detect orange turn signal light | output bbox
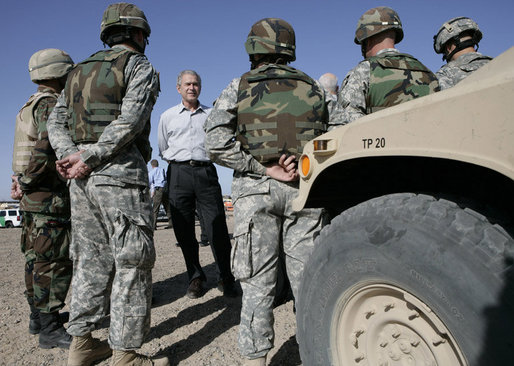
[300,155,310,177]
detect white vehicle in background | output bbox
[0,209,22,228]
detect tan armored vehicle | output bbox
[294,47,514,365]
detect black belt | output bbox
[170,160,211,167]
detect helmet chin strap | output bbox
[103,27,148,53]
[443,36,479,62]
[132,37,148,53]
[361,41,367,58]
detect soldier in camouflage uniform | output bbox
[433,17,492,90]
[204,18,329,366]
[338,6,439,124]
[11,48,74,349]
[47,3,169,366]
[319,72,339,115]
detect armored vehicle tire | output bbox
[297,193,514,366]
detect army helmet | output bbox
[354,6,404,45]
[28,48,74,83]
[433,17,482,54]
[100,2,151,44]
[245,18,296,61]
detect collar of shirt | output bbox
[376,48,400,56]
[179,101,207,115]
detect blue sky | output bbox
[1,0,513,200]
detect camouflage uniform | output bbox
[48,44,159,350]
[324,93,338,119]
[205,67,328,358]
[337,7,439,125]
[433,17,491,90]
[205,20,332,360]
[436,52,492,90]
[18,86,72,313]
[338,48,440,123]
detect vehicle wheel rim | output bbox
[331,283,467,366]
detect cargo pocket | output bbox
[231,219,254,280]
[112,209,154,348]
[113,209,155,270]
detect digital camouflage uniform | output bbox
[205,62,329,358]
[433,17,491,90]
[338,48,440,124]
[48,44,159,350]
[17,86,72,314]
[436,52,492,90]
[325,92,338,117]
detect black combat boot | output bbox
[27,298,41,335]
[38,311,72,349]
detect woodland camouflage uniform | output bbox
[13,47,74,350]
[205,18,330,362]
[338,7,439,124]
[18,86,72,315]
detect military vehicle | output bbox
[293,47,514,365]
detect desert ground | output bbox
[0,213,301,365]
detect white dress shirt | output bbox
[158,101,211,162]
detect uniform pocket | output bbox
[231,219,254,280]
[113,209,155,270]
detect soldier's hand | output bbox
[278,154,298,174]
[10,175,23,200]
[265,155,299,182]
[56,150,92,179]
[68,160,92,179]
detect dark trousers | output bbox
[167,162,234,284]
[152,186,172,228]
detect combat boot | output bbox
[244,356,266,366]
[111,350,170,366]
[38,311,72,349]
[27,298,41,334]
[67,334,112,366]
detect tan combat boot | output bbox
[244,356,266,366]
[67,333,112,366]
[111,350,170,366]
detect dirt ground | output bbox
[0,213,301,366]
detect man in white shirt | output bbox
[158,70,237,299]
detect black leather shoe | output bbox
[198,241,210,247]
[186,278,204,299]
[218,280,240,298]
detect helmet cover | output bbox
[28,48,74,83]
[354,6,403,45]
[245,18,296,61]
[433,17,482,54]
[100,2,151,43]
